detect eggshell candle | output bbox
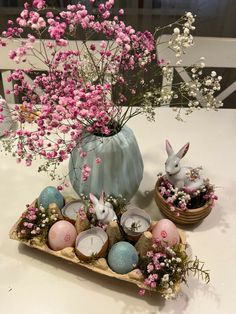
[48,220,77,251]
[120,207,151,240]
[61,200,85,223]
[75,227,108,261]
[152,219,180,247]
[108,241,139,274]
[38,186,64,210]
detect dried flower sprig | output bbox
[138,239,210,299]
[158,175,218,214]
[0,1,223,182]
[17,203,59,242]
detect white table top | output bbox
[0,108,236,314]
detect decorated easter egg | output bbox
[152,219,180,247]
[38,186,64,210]
[108,241,139,274]
[48,220,77,251]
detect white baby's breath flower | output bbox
[205,79,212,86]
[162,274,170,282]
[211,71,217,77]
[174,27,180,34]
[186,12,193,18]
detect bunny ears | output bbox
[89,191,105,205]
[166,140,190,159]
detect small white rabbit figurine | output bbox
[89,192,117,224]
[165,140,204,192]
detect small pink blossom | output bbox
[95,157,102,164]
[33,0,45,10]
[147,263,154,273]
[80,151,87,158]
[138,289,145,296]
[78,207,87,220]
[82,164,91,181]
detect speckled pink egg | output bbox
[152,219,180,247]
[48,220,77,251]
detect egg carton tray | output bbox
[9,197,186,292]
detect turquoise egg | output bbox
[37,186,64,210]
[108,241,139,274]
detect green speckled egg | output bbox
[108,241,139,274]
[37,186,64,210]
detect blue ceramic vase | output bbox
[69,125,143,201]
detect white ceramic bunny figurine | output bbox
[165,140,204,192]
[89,192,117,224]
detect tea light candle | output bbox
[75,227,108,261]
[61,200,85,222]
[121,207,151,240]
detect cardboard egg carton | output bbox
[9,196,186,292]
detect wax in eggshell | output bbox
[37,186,64,210]
[48,221,77,251]
[152,219,179,247]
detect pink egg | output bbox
[152,219,180,247]
[48,220,77,251]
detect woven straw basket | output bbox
[154,178,213,225]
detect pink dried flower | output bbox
[139,289,145,296]
[88,206,94,214]
[82,165,91,181]
[95,157,102,164]
[78,207,87,220]
[33,0,45,10]
[1,1,221,186]
[80,151,87,158]
[147,263,154,273]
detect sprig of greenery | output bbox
[185,256,210,284]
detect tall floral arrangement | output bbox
[0,0,222,183]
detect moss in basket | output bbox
[17,203,60,243]
[138,238,210,299]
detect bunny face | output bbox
[165,155,181,176]
[89,192,116,224]
[95,202,110,221]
